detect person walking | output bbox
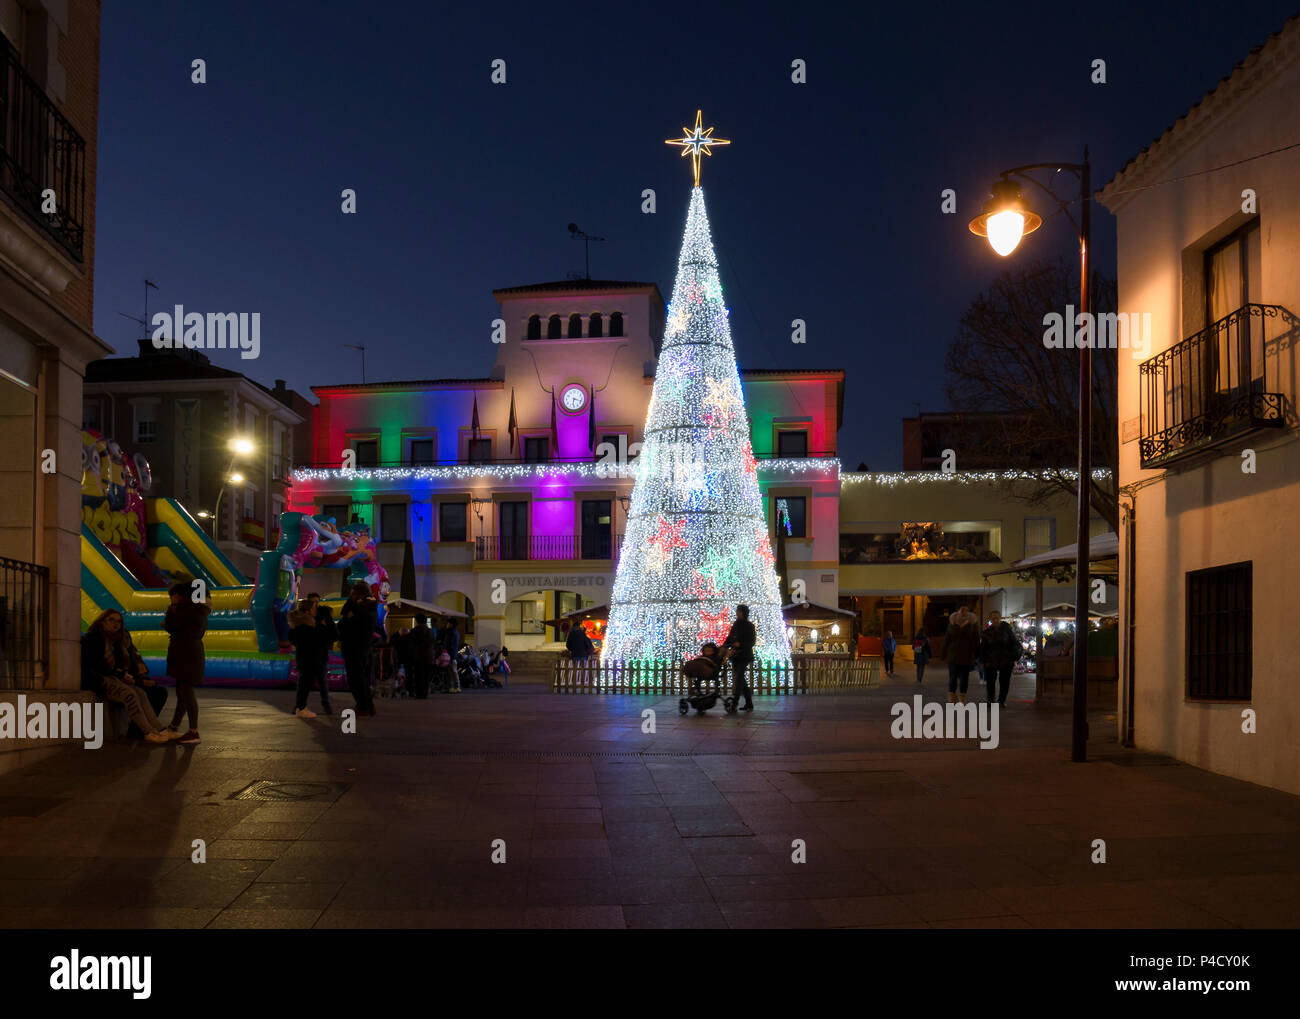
[911,628,932,685]
[722,603,757,711]
[288,600,325,718]
[339,581,379,716]
[881,630,897,677]
[943,605,980,705]
[163,581,210,745]
[81,610,177,743]
[407,615,435,698]
[980,611,1020,707]
[306,593,336,714]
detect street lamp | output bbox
[969,151,1092,763]
[211,435,255,541]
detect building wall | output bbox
[295,285,846,647]
[1103,33,1300,795]
[837,472,1099,617]
[0,0,107,689]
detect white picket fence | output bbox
[552,656,879,694]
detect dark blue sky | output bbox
[95,0,1296,468]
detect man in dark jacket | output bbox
[979,611,1020,707]
[407,616,435,698]
[339,581,378,716]
[566,623,594,662]
[722,604,757,711]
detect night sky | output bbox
[95,0,1296,469]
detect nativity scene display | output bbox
[838,520,1001,564]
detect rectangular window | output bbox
[581,499,612,558]
[379,503,407,543]
[353,439,378,467]
[439,501,467,542]
[82,399,101,431]
[777,430,808,457]
[1186,561,1252,701]
[321,503,349,525]
[1024,517,1056,558]
[524,436,550,463]
[499,501,528,560]
[467,438,492,464]
[409,438,435,464]
[133,403,157,444]
[775,496,807,538]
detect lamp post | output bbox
[211,436,255,542]
[969,152,1092,763]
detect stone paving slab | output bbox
[0,673,1296,929]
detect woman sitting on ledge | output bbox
[81,609,178,744]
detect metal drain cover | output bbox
[230,780,349,802]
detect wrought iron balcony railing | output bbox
[0,554,48,689]
[1138,303,1290,469]
[0,36,86,260]
[474,532,623,562]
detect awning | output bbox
[385,596,468,620]
[984,532,1119,579]
[544,603,608,627]
[783,600,857,621]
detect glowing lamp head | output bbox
[229,472,245,484]
[229,436,254,456]
[969,178,1041,257]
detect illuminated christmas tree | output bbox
[602,112,791,666]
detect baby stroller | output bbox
[678,647,737,716]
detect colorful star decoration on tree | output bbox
[685,568,721,601]
[700,545,741,586]
[754,522,776,568]
[665,109,731,187]
[649,515,688,555]
[698,606,732,645]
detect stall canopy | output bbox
[984,532,1119,579]
[385,597,468,620]
[782,601,857,623]
[543,603,608,628]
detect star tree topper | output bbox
[666,110,730,186]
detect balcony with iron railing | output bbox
[0,36,86,261]
[0,554,48,689]
[1138,303,1293,470]
[474,532,623,562]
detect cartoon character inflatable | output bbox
[80,429,167,587]
[252,511,392,652]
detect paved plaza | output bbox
[0,672,1297,929]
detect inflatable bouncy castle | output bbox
[79,431,390,682]
[252,512,391,651]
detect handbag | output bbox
[436,651,451,668]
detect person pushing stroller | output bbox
[722,604,756,711]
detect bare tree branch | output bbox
[944,257,1119,533]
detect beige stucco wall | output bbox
[1102,32,1300,794]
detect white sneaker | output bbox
[294,707,318,719]
[143,731,170,743]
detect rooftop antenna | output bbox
[118,278,159,341]
[567,222,605,280]
[342,343,366,383]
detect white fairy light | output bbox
[602,186,791,666]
